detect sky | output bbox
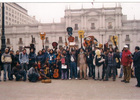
[16,2,140,23]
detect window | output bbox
[32,37,36,43]
[125,35,130,41]
[7,38,10,44]
[108,35,112,42]
[74,24,78,30]
[58,37,63,43]
[108,22,113,29]
[19,38,23,44]
[91,23,95,29]
[45,37,49,43]
[75,36,79,43]
[19,46,23,52]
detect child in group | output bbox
[61,54,68,80]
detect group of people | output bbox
[0,44,140,87]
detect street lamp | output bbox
[1,3,6,53]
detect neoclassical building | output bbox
[0,3,39,26]
[0,4,140,53]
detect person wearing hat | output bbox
[121,45,133,83]
[133,46,140,87]
[1,48,12,81]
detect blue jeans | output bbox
[70,62,77,78]
[3,64,11,80]
[21,63,28,71]
[105,65,116,80]
[88,63,93,77]
[119,65,123,77]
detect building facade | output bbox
[0,4,140,53]
[0,3,39,26]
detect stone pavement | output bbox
[0,77,140,100]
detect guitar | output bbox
[53,68,59,79]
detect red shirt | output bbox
[121,50,133,66]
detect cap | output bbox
[124,45,128,48]
[5,48,9,50]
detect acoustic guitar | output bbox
[53,68,59,79]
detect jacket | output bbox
[36,54,45,64]
[1,53,12,64]
[77,52,87,66]
[121,50,133,66]
[29,52,36,64]
[19,52,29,64]
[133,51,140,68]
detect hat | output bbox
[124,45,128,48]
[135,46,140,50]
[5,48,9,50]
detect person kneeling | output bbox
[11,62,26,81]
[27,64,40,82]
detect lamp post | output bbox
[1,3,6,53]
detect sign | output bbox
[78,30,84,38]
[40,32,46,40]
[67,27,73,36]
[68,36,74,42]
[110,36,118,46]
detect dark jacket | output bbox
[133,51,140,68]
[29,52,36,64]
[14,54,20,65]
[106,52,117,66]
[36,54,45,64]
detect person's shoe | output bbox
[125,81,130,83]
[103,79,108,81]
[69,78,72,80]
[4,79,6,82]
[135,85,140,87]
[0,80,1,82]
[75,78,78,80]
[113,79,116,81]
[119,76,122,78]
[121,80,126,82]
[84,78,88,80]
[79,78,82,80]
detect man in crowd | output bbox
[133,46,140,87]
[121,45,133,83]
[19,49,29,71]
[104,48,117,81]
[1,48,12,81]
[69,50,77,80]
[78,48,88,80]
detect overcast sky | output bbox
[17,2,140,23]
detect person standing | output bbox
[121,45,133,83]
[19,49,29,71]
[0,50,2,81]
[1,48,12,81]
[104,48,117,81]
[78,48,88,80]
[69,50,77,80]
[133,46,140,87]
[29,48,36,69]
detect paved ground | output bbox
[0,76,140,100]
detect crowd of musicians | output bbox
[0,45,140,87]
